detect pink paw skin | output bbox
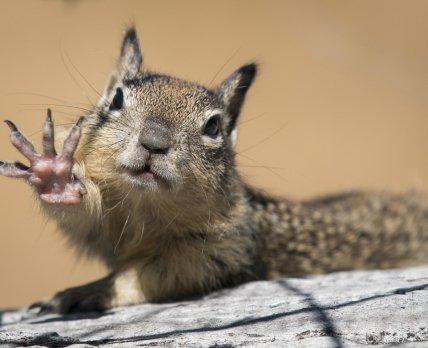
[0,109,86,205]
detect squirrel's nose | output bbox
[140,118,173,154]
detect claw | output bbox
[14,161,29,170]
[43,108,56,157]
[0,161,30,178]
[28,301,44,310]
[46,108,52,123]
[78,181,87,195]
[5,121,37,161]
[4,119,18,132]
[28,301,54,315]
[76,116,85,127]
[61,117,84,161]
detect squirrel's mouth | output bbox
[138,164,154,175]
[120,163,170,189]
[124,164,156,178]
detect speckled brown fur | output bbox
[3,28,427,313]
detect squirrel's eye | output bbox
[203,115,220,137]
[109,87,124,111]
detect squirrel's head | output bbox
[85,28,256,198]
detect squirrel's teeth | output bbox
[141,165,152,174]
[127,164,154,175]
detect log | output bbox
[1,266,427,347]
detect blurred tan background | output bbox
[1,0,428,308]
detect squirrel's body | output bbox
[1,28,427,313]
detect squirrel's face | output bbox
[85,28,256,195]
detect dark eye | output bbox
[109,87,124,111]
[203,115,220,137]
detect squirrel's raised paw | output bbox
[0,110,86,205]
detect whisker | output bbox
[165,212,179,230]
[17,108,80,121]
[114,212,130,254]
[19,103,93,114]
[208,46,242,88]
[238,112,268,126]
[64,51,102,98]
[102,184,134,219]
[60,44,95,107]
[28,122,77,138]
[237,164,285,170]
[136,222,145,246]
[238,121,290,153]
[236,152,289,183]
[7,92,93,107]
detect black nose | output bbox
[139,118,173,154]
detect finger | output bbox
[61,117,84,161]
[4,120,38,162]
[0,160,30,178]
[75,179,87,195]
[42,109,57,157]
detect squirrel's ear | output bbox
[219,63,257,133]
[116,27,143,79]
[98,28,143,107]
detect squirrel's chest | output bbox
[134,237,225,301]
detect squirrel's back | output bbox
[247,189,428,277]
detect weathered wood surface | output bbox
[1,266,427,347]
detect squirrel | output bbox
[1,27,427,314]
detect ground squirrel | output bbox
[1,28,427,314]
